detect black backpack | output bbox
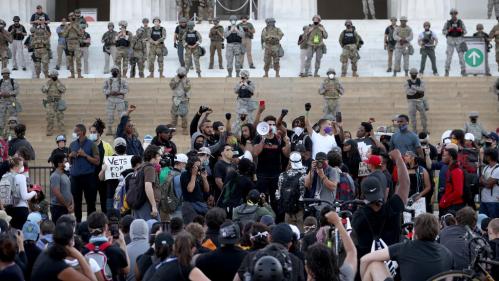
[246,244,293,281]
[278,172,303,214]
[126,163,153,210]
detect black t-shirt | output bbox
[180,170,204,202]
[352,194,405,258]
[31,12,50,23]
[24,241,41,279]
[290,132,312,153]
[31,251,69,281]
[196,246,248,281]
[149,258,193,281]
[383,170,395,199]
[8,24,27,40]
[48,147,70,163]
[0,263,24,281]
[81,242,128,281]
[214,160,235,183]
[254,135,284,176]
[389,240,453,281]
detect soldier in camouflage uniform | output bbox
[140,18,151,68]
[115,21,133,78]
[0,68,19,136]
[104,66,128,135]
[182,21,202,77]
[237,15,256,69]
[473,24,491,76]
[209,18,224,69]
[489,18,499,71]
[234,70,257,123]
[102,22,117,74]
[0,20,12,69]
[319,68,344,118]
[393,16,413,77]
[41,69,66,136]
[30,17,51,78]
[404,68,428,133]
[443,9,467,77]
[197,0,214,24]
[169,67,191,135]
[148,17,166,78]
[225,15,244,77]
[418,21,439,76]
[339,20,361,77]
[303,15,328,77]
[298,25,309,76]
[74,9,88,29]
[174,17,188,67]
[261,18,284,78]
[130,28,147,78]
[62,12,83,78]
[362,0,376,19]
[488,0,499,19]
[176,0,192,19]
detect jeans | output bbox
[256,175,279,215]
[479,202,499,218]
[177,44,185,67]
[71,173,97,222]
[50,205,68,223]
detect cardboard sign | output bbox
[104,155,133,180]
[403,197,426,223]
[358,162,371,177]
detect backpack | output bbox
[84,242,113,281]
[336,171,356,202]
[126,163,152,210]
[113,172,133,214]
[234,204,259,226]
[0,172,19,207]
[160,172,182,214]
[246,244,293,281]
[217,174,242,209]
[278,172,303,214]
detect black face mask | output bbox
[111,71,119,78]
[240,115,247,121]
[51,77,58,81]
[485,142,493,148]
[411,74,417,80]
[178,74,185,79]
[194,142,203,150]
[115,145,127,155]
[313,22,319,25]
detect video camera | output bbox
[159,153,174,168]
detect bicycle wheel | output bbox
[426,270,476,281]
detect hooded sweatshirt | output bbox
[190,131,227,153]
[126,219,150,281]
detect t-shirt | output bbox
[144,164,160,203]
[439,225,471,270]
[352,194,405,258]
[0,263,24,281]
[481,164,499,203]
[311,131,337,159]
[389,240,453,281]
[149,258,193,281]
[339,263,355,281]
[390,131,421,155]
[196,246,248,281]
[254,135,284,176]
[214,160,235,183]
[308,166,339,207]
[356,138,374,160]
[50,170,72,206]
[30,12,50,23]
[31,251,70,281]
[81,241,128,281]
[180,171,204,202]
[8,24,27,41]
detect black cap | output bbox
[247,189,260,204]
[271,223,293,245]
[156,125,170,134]
[361,176,384,204]
[155,232,174,248]
[213,121,224,131]
[219,222,240,245]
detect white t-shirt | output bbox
[15,174,36,208]
[481,164,499,203]
[311,131,337,159]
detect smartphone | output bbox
[110,224,120,240]
[259,100,265,107]
[305,103,311,112]
[281,109,288,116]
[336,112,342,123]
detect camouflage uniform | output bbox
[103,67,129,135]
[197,0,214,23]
[261,18,284,77]
[102,23,117,74]
[234,70,257,123]
[304,15,328,77]
[237,18,256,68]
[442,10,467,76]
[182,21,202,77]
[169,67,191,134]
[148,19,167,78]
[130,28,147,78]
[339,21,361,77]
[225,16,244,77]
[488,0,499,19]
[319,69,344,118]
[30,24,51,78]
[209,19,224,69]
[404,69,428,133]
[62,13,83,78]
[393,17,413,76]
[362,0,376,19]
[0,20,12,69]
[41,70,66,135]
[473,26,491,75]
[176,0,192,19]
[489,22,499,71]
[140,18,152,65]
[0,68,19,136]
[115,21,133,77]
[175,18,188,67]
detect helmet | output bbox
[312,14,321,22]
[55,135,66,142]
[240,70,249,78]
[423,21,431,27]
[252,256,283,281]
[213,17,220,23]
[326,68,336,75]
[0,19,5,26]
[142,17,149,23]
[177,67,187,75]
[409,68,418,74]
[179,17,188,23]
[74,9,81,14]
[118,20,128,27]
[107,22,114,28]
[187,21,195,28]
[477,23,484,30]
[68,12,75,18]
[450,8,458,15]
[400,16,408,21]
[390,16,397,21]
[1,68,10,74]
[229,15,238,21]
[345,19,353,26]
[153,17,161,23]
[49,69,59,77]
[265,18,276,24]
[111,65,119,72]
[13,16,20,22]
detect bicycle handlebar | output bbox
[301,198,366,208]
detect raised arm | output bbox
[391,149,410,205]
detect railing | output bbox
[29,166,53,194]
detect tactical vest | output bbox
[46,82,63,98]
[185,31,198,46]
[309,26,324,46]
[177,26,187,43]
[407,79,424,99]
[80,33,90,48]
[210,26,224,41]
[342,30,356,45]
[237,82,253,98]
[32,27,49,49]
[226,26,242,43]
[151,27,163,42]
[324,80,341,99]
[66,23,81,40]
[11,25,25,41]
[423,31,433,44]
[398,26,411,39]
[116,32,130,47]
[447,20,464,37]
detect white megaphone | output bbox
[256,122,270,136]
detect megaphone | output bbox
[256,122,270,136]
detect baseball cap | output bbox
[213,121,224,131]
[464,133,475,141]
[22,221,40,241]
[155,125,170,134]
[260,215,275,226]
[155,232,174,248]
[219,222,241,245]
[174,153,188,164]
[364,155,382,167]
[0,210,12,223]
[198,147,212,157]
[113,137,127,147]
[487,132,499,142]
[247,189,260,204]
[361,176,384,204]
[271,223,294,245]
[143,135,153,143]
[27,212,43,224]
[31,185,43,192]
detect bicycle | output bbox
[401,192,421,241]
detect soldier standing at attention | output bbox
[261,18,284,78]
[148,17,166,78]
[319,68,344,118]
[102,22,117,74]
[169,67,191,135]
[339,20,361,77]
[418,21,439,76]
[393,16,413,77]
[488,0,499,19]
[362,0,376,19]
[298,25,309,77]
[104,66,128,135]
[79,25,91,75]
[443,9,467,77]
[30,16,51,79]
[238,15,256,69]
[41,70,66,136]
[0,20,13,69]
[130,28,147,78]
[225,15,244,77]
[74,9,87,29]
[183,21,202,77]
[174,17,188,67]
[303,15,328,77]
[197,0,208,24]
[473,24,491,76]
[8,16,27,71]
[55,18,67,71]
[384,17,397,73]
[208,18,224,70]
[489,17,499,72]
[404,68,428,133]
[0,68,19,135]
[176,0,192,19]
[62,12,83,78]
[234,70,256,123]
[115,20,133,77]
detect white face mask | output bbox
[293,127,304,136]
[18,166,24,174]
[231,20,237,25]
[328,73,335,79]
[270,126,277,134]
[64,162,70,171]
[88,133,98,142]
[72,132,78,141]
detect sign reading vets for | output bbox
[104,156,133,180]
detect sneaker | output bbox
[433,72,439,76]
[22,67,26,71]
[249,64,255,69]
[12,67,18,71]
[55,66,60,70]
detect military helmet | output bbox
[49,69,59,77]
[303,25,308,31]
[0,19,6,26]
[187,21,195,28]
[400,16,408,21]
[450,8,458,15]
[345,19,353,26]
[326,68,336,75]
[390,16,397,21]
[142,17,149,23]
[74,9,81,14]
[240,70,250,78]
[477,23,484,30]
[1,68,10,74]
[409,68,418,74]
[119,20,128,27]
[312,14,322,22]
[265,18,276,24]
[213,17,220,23]
[179,17,188,23]
[13,16,20,22]
[153,17,161,23]
[108,22,114,28]
[177,67,187,75]
[423,21,431,27]
[229,15,238,21]
[111,65,119,72]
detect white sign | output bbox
[403,197,426,223]
[80,8,98,22]
[358,162,371,177]
[463,37,487,75]
[104,155,132,180]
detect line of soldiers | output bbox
[176,0,215,23]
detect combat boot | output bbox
[69,72,75,79]
[249,64,255,69]
[106,127,114,136]
[159,71,165,78]
[444,70,449,77]
[386,68,392,72]
[227,69,233,78]
[461,70,467,77]
[341,73,347,77]
[263,70,269,78]
[209,63,214,69]
[182,127,188,135]
[139,72,144,78]
[352,71,359,77]
[236,70,240,77]
[275,70,280,78]
[77,71,83,78]
[314,70,319,77]
[197,71,202,78]
[404,70,408,77]
[393,71,397,77]
[147,73,154,78]
[219,65,224,69]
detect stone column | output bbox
[257,0,316,20]
[111,0,177,23]
[0,0,47,24]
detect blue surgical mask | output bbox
[399,124,408,132]
[324,126,333,134]
[271,126,277,134]
[202,159,209,166]
[88,133,98,142]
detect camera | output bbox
[159,153,173,168]
[316,160,324,169]
[199,166,206,173]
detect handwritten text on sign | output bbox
[104,155,133,180]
